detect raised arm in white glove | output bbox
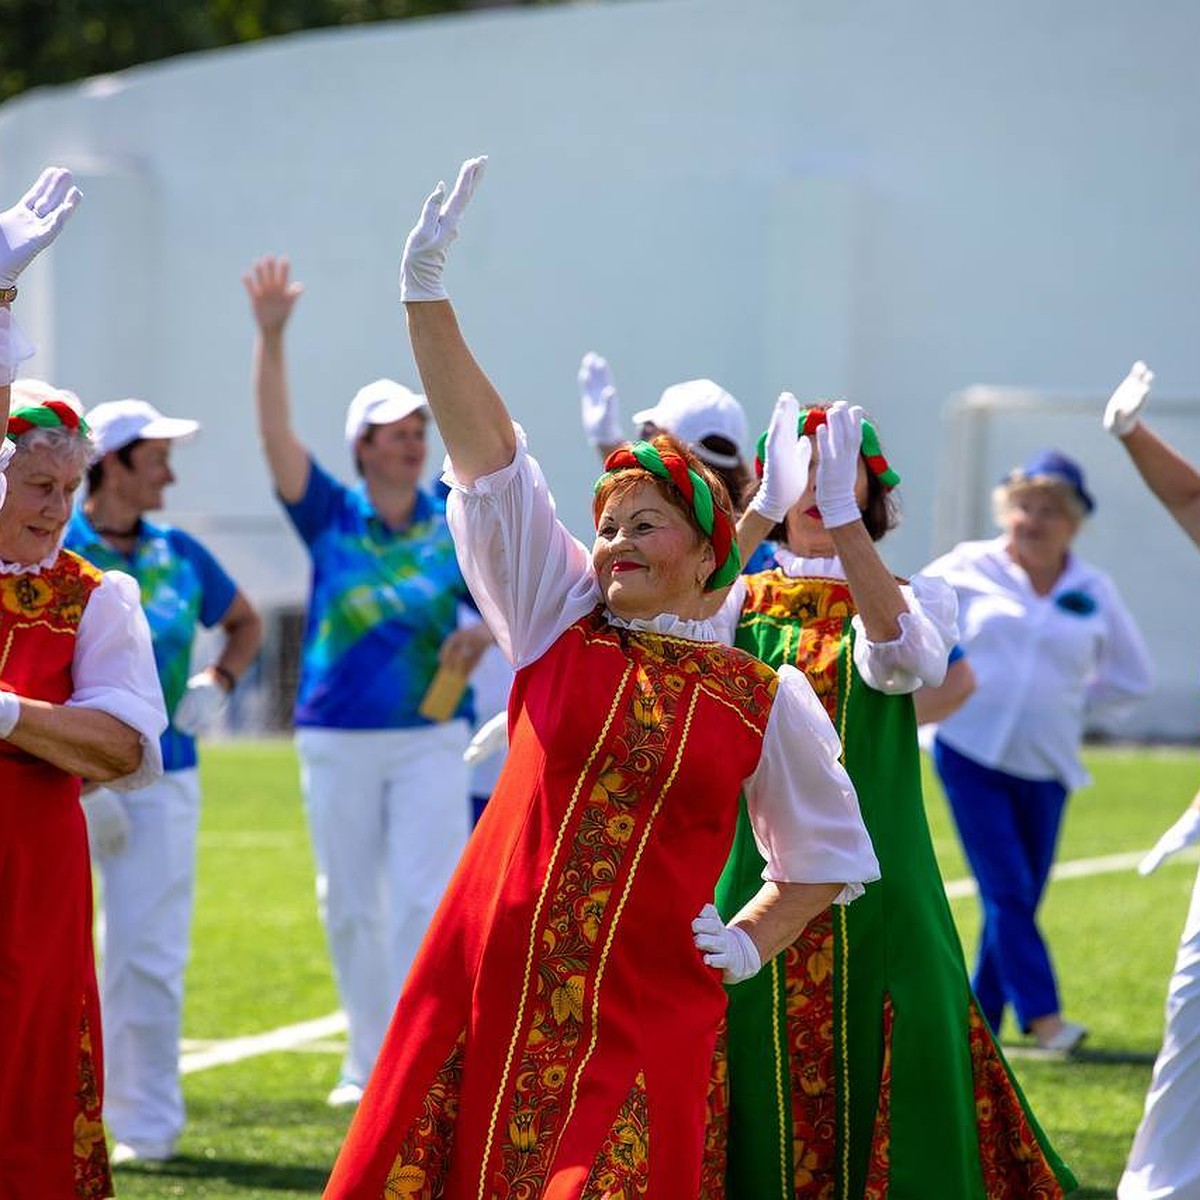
[0,167,83,291]
[747,392,812,523]
[81,790,131,858]
[1103,361,1154,439]
[172,670,230,737]
[692,902,762,984]
[578,352,623,448]
[815,402,866,529]
[400,156,488,303]
[464,709,509,766]
[1138,805,1200,876]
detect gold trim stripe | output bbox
[770,955,789,1199]
[475,660,635,1200]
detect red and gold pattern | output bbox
[863,996,894,1200]
[582,1071,650,1198]
[966,1004,1066,1198]
[73,1006,113,1200]
[698,1020,729,1200]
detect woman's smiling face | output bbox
[0,444,83,565]
[592,481,715,621]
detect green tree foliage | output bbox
[0,1,554,104]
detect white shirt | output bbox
[712,547,958,694]
[0,552,167,791]
[442,433,880,901]
[921,536,1153,790]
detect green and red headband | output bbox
[595,441,742,590]
[5,400,90,442]
[754,405,900,489]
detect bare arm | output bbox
[828,520,908,642]
[1120,422,1200,548]
[210,591,263,685]
[405,301,517,484]
[913,655,976,725]
[730,880,843,964]
[244,256,310,504]
[6,702,143,781]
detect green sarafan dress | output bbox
[702,566,1077,1200]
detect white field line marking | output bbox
[180,846,1200,1075]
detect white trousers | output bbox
[295,722,470,1087]
[94,768,200,1150]
[1120,864,1200,1200]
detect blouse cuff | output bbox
[0,307,35,386]
[66,693,165,791]
[440,422,527,496]
[851,576,957,693]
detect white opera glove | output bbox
[0,306,36,386]
[464,709,509,766]
[172,671,229,736]
[1138,807,1200,876]
[578,352,623,447]
[747,392,812,523]
[692,903,762,984]
[400,155,488,303]
[81,790,131,858]
[815,401,865,529]
[0,688,18,738]
[0,167,83,290]
[1103,360,1154,438]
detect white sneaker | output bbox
[110,1139,175,1165]
[327,1079,364,1108]
[1035,1019,1088,1055]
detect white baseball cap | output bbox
[344,379,428,451]
[632,379,748,469]
[86,399,199,457]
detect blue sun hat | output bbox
[1012,450,1095,515]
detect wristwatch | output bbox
[0,286,17,303]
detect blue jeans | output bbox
[933,737,1068,1033]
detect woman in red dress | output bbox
[322,160,880,1199]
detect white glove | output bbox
[815,402,865,529]
[464,710,509,766]
[747,392,812,523]
[578,352,623,447]
[0,306,36,386]
[400,156,488,303]
[0,437,14,510]
[1138,807,1200,876]
[1104,360,1154,438]
[0,167,83,290]
[81,790,131,858]
[0,689,18,738]
[172,671,229,736]
[692,902,762,984]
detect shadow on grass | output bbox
[1004,1044,1157,1066]
[114,1155,329,1190]
[1069,1189,1118,1199]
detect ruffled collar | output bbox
[605,610,721,643]
[772,545,846,580]
[0,546,61,575]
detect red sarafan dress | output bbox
[324,443,879,1200]
[0,552,111,1199]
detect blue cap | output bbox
[1012,450,1095,515]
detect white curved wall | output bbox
[3,0,1200,735]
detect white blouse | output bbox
[921,536,1153,790]
[0,553,166,791]
[710,546,958,694]
[442,432,880,901]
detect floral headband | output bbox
[754,404,900,489]
[595,440,742,590]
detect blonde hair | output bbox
[991,475,1087,528]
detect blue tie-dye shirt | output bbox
[64,510,237,772]
[284,459,473,730]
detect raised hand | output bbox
[815,401,865,529]
[1103,360,1154,438]
[748,391,812,523]
[401,156,488,303]
[578,352,623,447]
[243,256,304,335]
[0,167,83,290]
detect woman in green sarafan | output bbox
[702,399,1076,1199]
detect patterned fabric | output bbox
[65,510,236,771]
[74,1007,113,1199]
[324,610,778,1197]
[708,569,1076,1200]
[283,460,472,730]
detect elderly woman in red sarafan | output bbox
[0,383,165,1199]
[322,159,880,1200]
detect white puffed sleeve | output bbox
[743,665,880,902]
[850,573,958,694]
[444,428,601,668]
[69,570,167,791]
[0,439,13,510]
